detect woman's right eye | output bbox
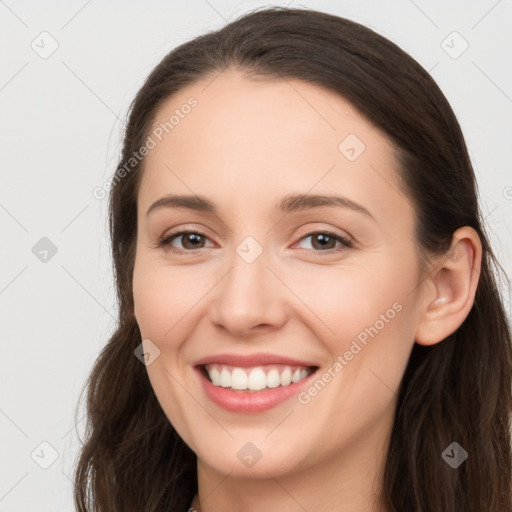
[158,230,215,252]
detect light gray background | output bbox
[1,1,511,510]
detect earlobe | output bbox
[414,227,482,347]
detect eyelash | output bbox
[156,229,353,254]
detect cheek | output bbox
[287,257,417,402]
[133,257,207,341]
[132,258,208,441]
[288,262,408,344]
[288,267,414,436]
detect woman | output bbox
[73,6,512,511]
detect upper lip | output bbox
[194,352,319,368]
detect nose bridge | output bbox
[209,236,286,334]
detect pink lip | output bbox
[193,353,319,413]
[193,352,318,368]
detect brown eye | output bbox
[159,231,213,251]
[180,232,206,249]
[295,231,352,252]
[310,233,337,250]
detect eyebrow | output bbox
[146,193,376,221]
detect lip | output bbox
[193,352,319,413]
[193,352,318,368]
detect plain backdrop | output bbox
[1,1,511,510]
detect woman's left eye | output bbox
[157,230,352,253]
[294,231,353,252]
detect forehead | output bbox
[148,68,384,157]
[138,69,408,224]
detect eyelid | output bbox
[157,223,216,242]
[156,227,216,251]
[160,223,353,243]
[292,224,354,244]
[290,229,353,253]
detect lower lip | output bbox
[196,367,316,413]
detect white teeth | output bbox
[210,367,220,386]
[204,364,313,391]
[291,368,301,383]
[247,368,267,390]
[266,369,281,388]
[280,368,292,386]
[230,368,247,390]
[219,368,231,387]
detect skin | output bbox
[132,68,482,512]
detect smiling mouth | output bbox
[198,363,319,393]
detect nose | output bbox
[208,245,288,338]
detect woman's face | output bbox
[133,69,425,478]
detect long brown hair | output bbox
[73,6,512,511]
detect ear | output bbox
[414,226,482,346]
